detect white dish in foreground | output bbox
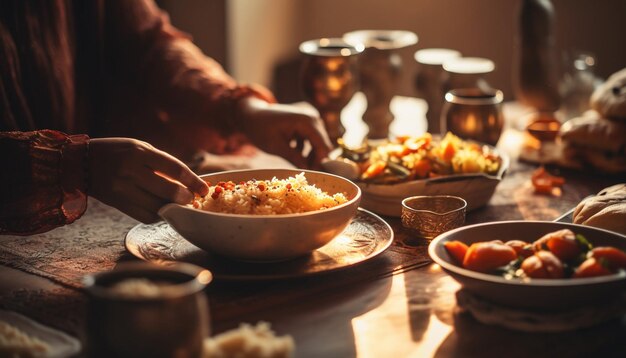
[0,309,81,358]
[429,221,626,310]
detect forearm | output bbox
[0,130,89,235]
[104,0,275,135]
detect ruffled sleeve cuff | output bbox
[0,130,89,235]
[60,133,90,225]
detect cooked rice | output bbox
[109,278,165,298]
[203,321,294,358]
[191,173,347,215]
[0,320,51,357]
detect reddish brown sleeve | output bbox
[0,130,89,235]
[104,0,276,133]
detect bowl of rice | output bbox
[158,169,361,261]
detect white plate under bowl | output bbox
[428,221,626,310]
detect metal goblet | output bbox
[343,30,418,140]
[299,38,363,144]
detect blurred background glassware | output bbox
[414,48,462,134]
[299,38,364,144]
[515,0,562,113]
[401,195,467,240]
[442,56,495,95]
[559,51,602,120]
[442,88,504,146]
[84,262,212,358]
[343,30,418,140]
[523,111,562,165]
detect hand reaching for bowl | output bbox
[88,138,209,223]
[237,97,333,170]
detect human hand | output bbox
[237,97,333,169]
[88,138,209,223]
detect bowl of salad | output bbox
[429,221,626,309]
[322,132,509,217]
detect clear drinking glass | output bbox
[524,111,562,166]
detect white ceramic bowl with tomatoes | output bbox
[428,221,626,309]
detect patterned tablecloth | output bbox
[0,118,624,355]
[1,147,620,333]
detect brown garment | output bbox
[0,0,275,234]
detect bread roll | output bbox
[590,67,626,120]
[560,112,626,153]
[559,113,626,173]
[573,184,626,235]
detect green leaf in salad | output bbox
[575,234,593,252]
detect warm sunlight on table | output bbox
[352,269,460,357]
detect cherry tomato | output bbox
[463,241,518,273]
[505,240,534,258]
[444,241,468,264]
[588,247,626,270]
[573,257,613,278]
[531,166,565,194]
[532,229,582,261]
[544,229,582,261]
[521,251,565,279]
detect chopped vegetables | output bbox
[340,132,501,184]
[443,241,468,265]
[531,166,565,194]
[462,241,518,273]
[444,229,626,279]
[521,251,565,278]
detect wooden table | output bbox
[1,99,625,357]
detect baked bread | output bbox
[559,111,626,173]
[590,67,626,120]
[573,184,626,235]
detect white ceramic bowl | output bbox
[429,221,626,309]
[323,145,508,217]
[158,169,361,262]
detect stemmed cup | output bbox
[299,38,363,144]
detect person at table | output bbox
[0,0,332,235]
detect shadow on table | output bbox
[207,257,395,358]
[433,305,626,358]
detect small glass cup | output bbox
[523,111,562,167]
[83,262,212,358]
[401,195,467,240]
